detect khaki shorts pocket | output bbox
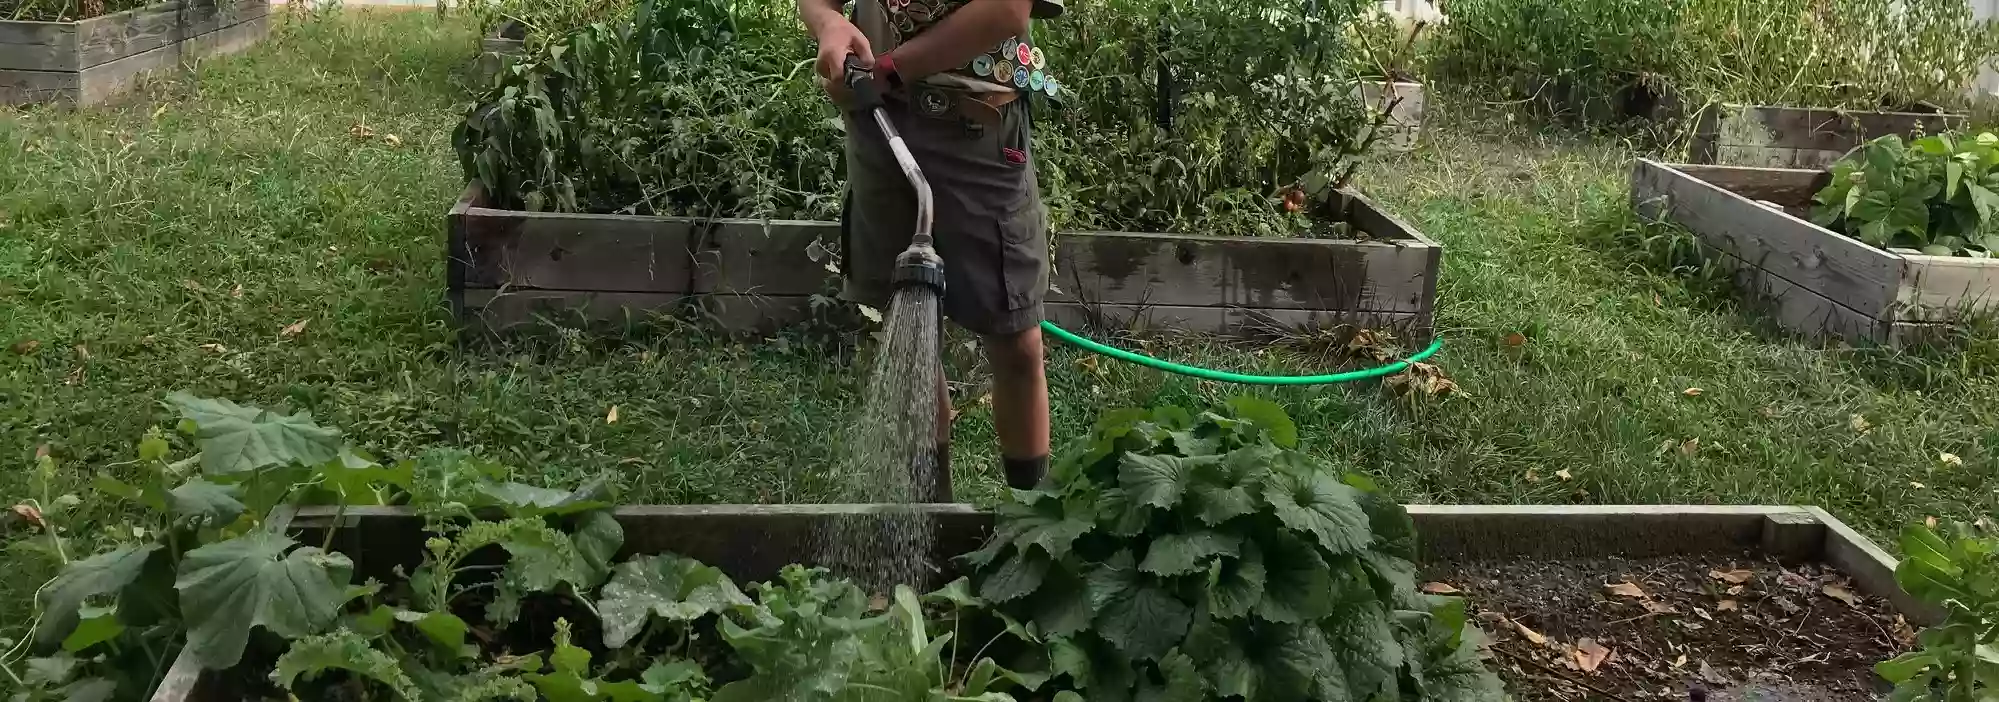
[998,200,1049,311]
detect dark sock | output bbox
[912,442,954,503]
[1002,455,1048,491]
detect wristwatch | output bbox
[876,52,905,90]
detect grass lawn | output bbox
[4,9,1998,648]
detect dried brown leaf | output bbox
[1510,618,1547,646]
[1673,654,1688,668]
[230,283,244,298]
[1716,599,1739,611]
[1678,438,1700,456]
[1822,583,1860,608]
[72,344,88,360]
[349,123,375,139]
[280,319,309,337]
[198,343,228,354]
[1573,638,1611,673]
[1683,387,1703,397]
[1604,581,1647,599]
[1421,582,1461,595]
[1850,413,1873,433]
[1524,469,1541,483]
[11,504,44,528]
[606,405,620,424]
[1502,332,1526,347]
[1709,569,1754,585]
[1642,599,1677,614]
[1941,452,1964,468]
[1726,585,1745,596]
[1892,615,1917,647]
[10,339,38,355]
[382,134,403,147]
[1555,469,1574,481]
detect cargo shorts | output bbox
[840,95,1050,337]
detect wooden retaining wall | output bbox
[1688,104,1967,169]
[0,0,268,105]
[1632,159,1999,344]
[447,185,1442,342]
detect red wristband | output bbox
[875,52,904,89]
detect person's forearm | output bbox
[797,0,846,38]
[889,0,1032,80]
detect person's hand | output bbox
[813,20,874,106]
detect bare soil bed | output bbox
[1423,554,1913,701]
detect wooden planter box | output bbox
[1354,79,1425,153]
[152,502,1917,700]
[0,0,268,105]
[1688,104,1967,169]
[446,185,1442,342]
[1632,159,1999,344]
[469,19,521,86]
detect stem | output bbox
[0,660,21,687]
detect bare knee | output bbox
[981,328,1044,377]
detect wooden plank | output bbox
[179,11,265,59]
[0,19,78,46]
[1045,302,1426,342]
[460,289,825,334]
[0,66,78,104]
[1631,159,1905,321]
[1696,104,1967,169]
[1408,505,1799,561]
[179,0,266,42]
[1700,238,1889,343]
[75,0,180,69]
[1806,507,1940,625]
[693,220,840,296]
[1897,255,1999,323]
[74,33,180,103]
[1052,232,1432,313]
[1665,164,1829,206]
[457,206,701,292]
[0,27,77,70]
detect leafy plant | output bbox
[1813,132,1999,256]
[966,398,1505,701]
[1875,519,1999,701]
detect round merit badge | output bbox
[972,54,994,77]
[1013,67,1030,88]
[1029,71,1045,91]
[994,61,1014,84]
[1030,46,1046,70]
[1016,42,1032,66]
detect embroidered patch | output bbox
[1003,147,1027,164]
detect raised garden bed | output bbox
[0,0,267,105]
[151,503,1916,700]
[1688,104,1968,169]
[446,184,1441,341]
[1632,158,1999,344]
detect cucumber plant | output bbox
[1813,132,1999,257]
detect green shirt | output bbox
[851,0,1065,97]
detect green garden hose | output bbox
[1039,321,1444,386]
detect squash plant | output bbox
[1813,132,1999,257]
[965,398,1505,701]
[1875,519,1999,701]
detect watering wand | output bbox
[844,56,947,296]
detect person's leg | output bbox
[984,326,1049,489]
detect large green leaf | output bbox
[1970,183,1999,223]
[1256,532,1337,624]
[168,478,245,526]
[981,548,1052,603]
[1120,454,1215,510]
[34,544,162,649]
[60,606,124,653]
[1207,543,1267,619]
[1142,649,1207,702]
[1029,567,1095,637]
[573,510,625,587]
[1225,397,1297,448]
[273,629,420,700]
[175,531,353,669]
[597,553,752,648]
[1096,576,1192,661]
[1260,469,1373,555]
[1139,531,1241,577]
[478,478,613,517]
[1009,499,1098,561]
[167,392,342,476]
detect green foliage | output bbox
[273,629,422,700]
[1814,133,1999,255]
[167,391,344,477]
[969,398,1505,701]
[175,530,356,669]
[1876,520,1999,701]
[596,553,752,648]
[1437,0,1999,118]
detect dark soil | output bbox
[1423,554,1914,701]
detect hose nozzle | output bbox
[892,244,946,295]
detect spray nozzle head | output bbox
[892,244,946,295]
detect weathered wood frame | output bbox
[446,185,1442,341]
[0,0,268,105]
[1687,103,1968,169]
[151,503,1914,700]
[1632,159,1999,344]
[468,18,520,86]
